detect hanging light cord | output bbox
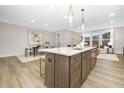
[81,9,85,30]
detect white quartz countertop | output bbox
[39,47,96,56]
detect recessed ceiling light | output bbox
[64,16,67,19]
[31,20,35,23]
[110,26,113,29]
[44,24,48,27]
[49,5,54,10]
[110,13,115,16]
[110,28,114,31]
[92,26,95,29]
[70,24,73,27]
[110,20,114,24]
[77,27,80,30]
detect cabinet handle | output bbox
[48,58,52,62]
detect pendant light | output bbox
[68,5,74,26]
[81,9,85,31]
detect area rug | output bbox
[16,55,45,63]
[97,54,120,61]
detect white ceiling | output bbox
[0,5,124,32]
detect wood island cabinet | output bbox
[70,53,82,88]
[43,48,97,88]
[82,50,91,81]
[45,53,55,88]
[91,48,97,69]
[54,55,70,88]
[81,49,97,82]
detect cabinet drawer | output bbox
[87,56,91,73]
[82,53,91,81]
[70,54,81,65]
[82,50,91,57]
[70,74,81,88]
[70,62,81,81]
[82,58,87,81]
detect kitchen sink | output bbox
[72,47,83,50]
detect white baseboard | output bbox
[114,52,123,55]
[0,53,24,58]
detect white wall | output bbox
[65,31,81,46]
[54,30,81,47]
[0,22,28,57]
[44,31,54,46]
[114,27,124,54]
[0,22,54,57]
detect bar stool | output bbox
[25,48,33,57]
[40,55,46,79]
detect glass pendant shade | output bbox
[81,9,85,31]
[68,5,73,26]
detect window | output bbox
[92,33,99,48]
[102,32,110,39]
[84,34,90,46]
[83,31,111,48]
[101,32,110,48]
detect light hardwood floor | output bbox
[0,54,124,88]
[82,54,124,88]
[0,56,46,88]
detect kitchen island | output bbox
[39,47,98,88]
